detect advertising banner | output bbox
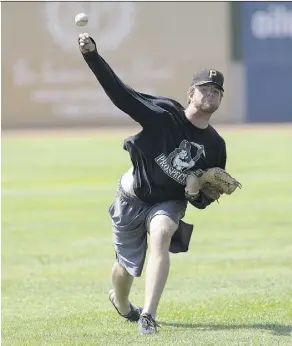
[242,2,292,122]
[2,2,230,129]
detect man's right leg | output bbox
[110,261,134,315]
[108,184,149,322]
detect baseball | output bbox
[75,13,88,26]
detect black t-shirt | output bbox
[82,48,227,209]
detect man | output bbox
[78,33,239,335]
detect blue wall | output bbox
[242,2,292,122]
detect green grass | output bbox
[2,128,292,346]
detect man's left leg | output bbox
[138,200,187,335]
[142,215,177,319]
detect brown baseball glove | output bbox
[191,167,242,197]
[201,186,222,201]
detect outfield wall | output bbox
[2,2,235,129]
[2,2,291,129]
[241,2,292,123]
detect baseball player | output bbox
[78,33,241,335]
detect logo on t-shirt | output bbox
[155,140,206,185]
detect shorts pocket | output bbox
[109,197,147,230]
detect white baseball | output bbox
[75,13,88,27]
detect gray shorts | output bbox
[108,182,194,277]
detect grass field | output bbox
[2,126,292,346]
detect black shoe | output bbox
[109,290,142,322]
[138,313,160,335]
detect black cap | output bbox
[192,69,224,92]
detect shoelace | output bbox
[140,314,160,330]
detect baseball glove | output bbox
[201,186,222,201]
[192,167,242,196]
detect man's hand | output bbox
[198,167,242,195]
[188,167,241,197]
[78,33,96,54]
[185,173,202,198]
[185,167,241,203]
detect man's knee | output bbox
[149,215,178,243]
[113,261,131,277]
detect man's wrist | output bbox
[185,189,200,201]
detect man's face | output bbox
[189,84,223,113]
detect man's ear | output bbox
[187,86,194,105]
